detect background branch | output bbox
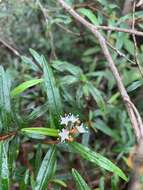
[132,1,143,78]
[57,0,143,142]
[0,38,20,57]
[93,25,143,37]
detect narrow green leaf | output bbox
[108,92,120,104]
[50,179,67,188]
[22,133,45,140]
[69,142,128,181]
[83,47,99,56]
[27,103,48,121]
[21,127,59,137]
[42,56,62,117]
[35,144,42,176]
[11,79,43,97]
[88,83,105,112]
[127,80,143,92]
[60,75,78,85]
[72,169,91,190]
[21,55,38,71]
[52,16,72,25]
[19,170,30,190]
[124,39,134,55]
[52,60,82,76]
[77,8,98,25]
[29,48,42,65]
[123,69,140,86]
[0,67,11,111]
[34,146,57,190]
[92,120,120,141]
[30,173,35,190]
[0,141,9,190]
[9,137,19,174]
[0,66,11,132]
[99,177,105,190]
[111,175,119,190]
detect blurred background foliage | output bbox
[0,0,143,189]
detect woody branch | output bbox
[57,0,143,142]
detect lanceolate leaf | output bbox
[127,80,143,92]
[21,55,39,71]
[27,103,49,121]
[0,141,9,190]
[0,66,11,132]
[92,119,120,141]
[60,75,78,86]
[52,60,82,76]
[50,179,67,188]
[8,137,19,174]
[88,82,105,112]
[29,48,43,65]
[77,8,99,25]
[19,170,30,190]
[0,66,11,112]
[11,79,43,97]
[34,146,57,190]
[42,56,62,117]
[69,142,128,181]
[72,169,91,190]
[29,50,62,117]
[21,127,59,137]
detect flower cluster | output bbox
[58,113,88,142]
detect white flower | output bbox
[60,114,79,126]
[69,114,79,123]
[60,115,70,126]
[59,128,70,142]
[75,123,87,133]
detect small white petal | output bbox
[68,114,79,123]
[59,128,70,142]
[75,124,87,133]
[60,114,79,125]
[60,115,70,126]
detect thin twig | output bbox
[0,38,20,57]
[0,38,43,71]
[39,0,80,36]
[106,41,136,65]
[40,1,138,64]
[56,22,80,36]
[132,1,143,77]
[124,96,143,137]
[43,140,59,144]
[57,0,143,142]
[38,0,57,59]
[95,25,143,37]
[0,131,17,141]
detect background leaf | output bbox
[29,48,43,66]
[69,142,128,181]
[0,66,11,132]
[34,145,57,190]
[52,60,82,76]
[88,83,106,112]
[42,56,62,118]
[11,79,43,97]
[92,119,120,141]
[72,168,91,190]
[77,8,99,25]
[21,127,59,137]
[127,80,143,92]
[0,141,10,190]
